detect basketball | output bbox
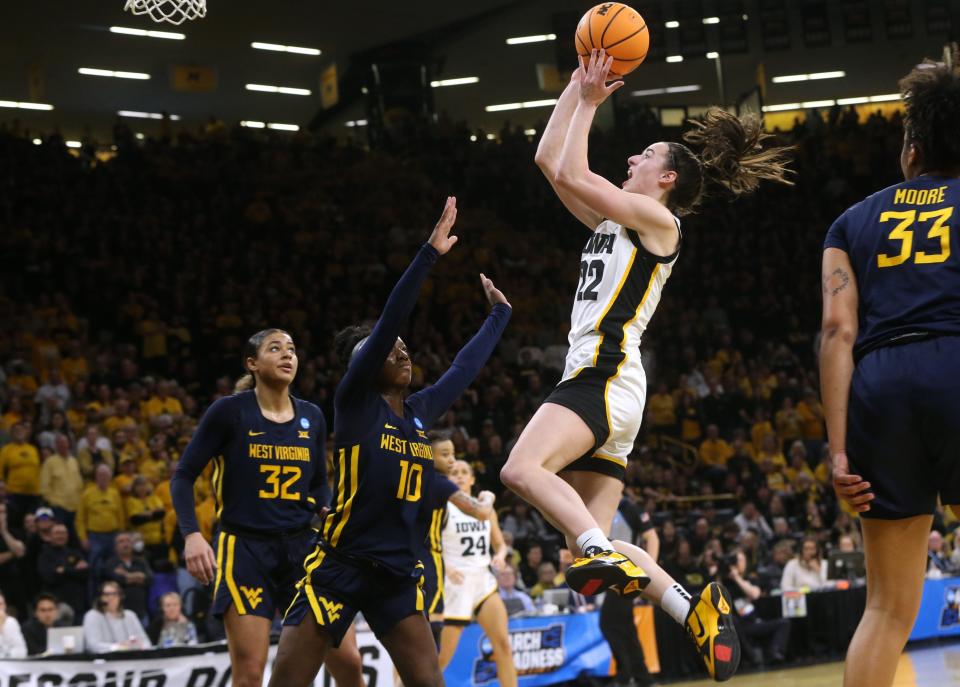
[575,2,649,77]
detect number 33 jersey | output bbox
[563,219,681,383]
[442,501,491,570]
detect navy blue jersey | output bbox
[824,176,960,358]
[421,473,459,557]
[171,391,330,536]
[323,243,511,576]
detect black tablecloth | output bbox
[651,586,867,680]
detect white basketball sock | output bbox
[575,528,614,555]
[661,583,693,625]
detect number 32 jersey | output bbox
[441,501,491,570]
[563,219,681,382]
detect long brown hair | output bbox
[899,44,960,175]
[234,328,291,393]
[665,107,794,216]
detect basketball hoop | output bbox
[124,0,206,25]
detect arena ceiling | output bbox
[1,1,956,140]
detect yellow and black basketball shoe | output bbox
[685,582,740,681]
[564,547,651,598]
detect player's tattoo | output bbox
[823,268,850,296]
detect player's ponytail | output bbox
[665,107,794,216]
[234,328,289,393]
[898,44,960,176]
[334,325,372,370]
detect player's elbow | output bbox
[553,169,574,189]
[534,150,552,172]
[821,321,857,346]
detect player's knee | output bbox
[403,667,443,687]
[232,665,266,687]
[499,460,532,496]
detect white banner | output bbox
[0,631,396,687]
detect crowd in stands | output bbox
[0,103,953,661]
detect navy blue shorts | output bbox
[421,547,445,617]
[848,336,960,519]
[283,544,425,646]
[211,527,315,620]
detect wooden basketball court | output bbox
[672,642,960,686]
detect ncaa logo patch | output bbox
[414,417,423,429]
[300,417,310,429]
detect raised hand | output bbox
[480,273,511,308]
[578,49,624,106]
[428,196,459,255]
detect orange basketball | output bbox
[575,2,649,77]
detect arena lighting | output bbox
[267,123,299,131]
[109,26,185,40]
[702,17,720,24]
[0,100,54,110]
[245,84,312,95]
[707,51,719,59]
[486,133,497,140]
[117,110,181,121]
[79,67,150,80]
[763,93,901,112]
[505,34,556,45]
[469,134,478,141]
[344,119,368,127]
[524,128,537,136]
[250,42,321,56]
[240,120,265,128]
[772,70,846,83]
[32,138,41,145]
[135,133,145,140]
[632,84,702,97]
[65,141,82,148]
[484,99,558,112]
[666,55,684,63]
[665,21,679,28]
[430,77,480,87]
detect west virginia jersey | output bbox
[824,176,960,360]
[825,174,960,519]
[170,390,329,618]
[419,473,459,617]
[548,219,681,478]
[173,390,328,535]
[285,244,511,642]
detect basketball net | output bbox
[124,0,206,25]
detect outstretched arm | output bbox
[555,50,677,240]
[336,197,459,405]
[450,489,495,521]
[535,71,602,230]
[408,274,511,426]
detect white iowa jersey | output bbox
[563,218,681,381]
[442,501,491,570]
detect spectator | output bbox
[100,532,153,622]
[927,531,953,579]
[124,476,167,567]
[77,426,114,478]
[496,565,534,616]
[781,536,828,591]
[22,593,63,656]
[722,549,790,667]
[734,501,774,542]
[0,591,27,658]
[518,543,544,590]
[37,522,89,617]
[665,538,709,592]
[0,422,42,522]
[698,424,733,468]
[76,464,124,574]
[82,581,151,652]
[530,562,558,599]
[758,541,794,591]
[147,592,198,647]
[39,433,83,530]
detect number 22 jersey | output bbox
[563,219,681,382]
